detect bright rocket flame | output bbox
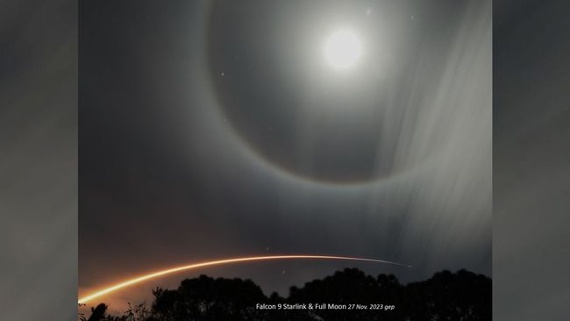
[79,255,411,304]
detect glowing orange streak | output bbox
[78,255,411,304]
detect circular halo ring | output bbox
[200,1,438,188]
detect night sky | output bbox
[79,0,491,311]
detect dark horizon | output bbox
[81,267,491,321]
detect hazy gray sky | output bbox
[79,0,491,311]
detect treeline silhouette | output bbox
[82,268,490,321]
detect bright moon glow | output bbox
[324,29,363,70]
[78,255,411,304]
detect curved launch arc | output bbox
[79,255,411,304]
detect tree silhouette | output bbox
[101,303,154,321]
[80,303,106,321]
[151,275,268,321]
[404,269,491,321]
[87,269,491,321]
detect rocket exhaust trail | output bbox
[78,254,411,304]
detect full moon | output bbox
[324,29,363,70]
